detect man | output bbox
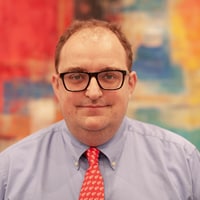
[0,19,200,200]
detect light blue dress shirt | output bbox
[0,117,200,200]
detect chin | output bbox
[83,123,106,132]
[83,117,109,131]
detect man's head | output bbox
[52,19,137,146]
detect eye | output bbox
[104,73,115,79]
[100,71,120,81]
[70,73,82,80]
[65,73,87,82]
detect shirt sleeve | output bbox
[189,148,200,200]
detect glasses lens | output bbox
[63,72,89,91]
[98,71,124,90]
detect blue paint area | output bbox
[133,45,171,79]
[120,0,167,13]
[132,43,184,93]
[3,79,54,114]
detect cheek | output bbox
[111,90,129,109]
[118,90,130,110]
[58,93,76,112]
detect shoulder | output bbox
[0,120,66,159]
[125,117,196,155]
[0,120,69,196]
[0,120,67,184]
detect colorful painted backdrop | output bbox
[0,0,200,151]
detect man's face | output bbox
[52,28,137,146]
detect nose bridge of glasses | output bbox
[87,72,102,89]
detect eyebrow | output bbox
[64,67,85,72]
[60,66,122,73]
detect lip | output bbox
[78,105,109,108]
[77,104,111,116]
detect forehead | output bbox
[58,26,127,72]
[66,27,121,45]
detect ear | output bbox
[51,73,61,100]
[128,71,137,98]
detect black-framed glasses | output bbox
[59,69,128,92]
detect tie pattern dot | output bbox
[79,147,104,200]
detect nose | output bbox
[85,77,103,99]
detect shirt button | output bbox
[112,162,116,167]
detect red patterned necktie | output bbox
[79,147,104,200]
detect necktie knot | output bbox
[86,147,100,167]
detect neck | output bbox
[68,123,119,146]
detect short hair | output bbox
[55,19,134,73]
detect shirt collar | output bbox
[62,117,128,170]
[98,117,128,170]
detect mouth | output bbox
[83,104,107,108]
[77,104,111,112]
[78,104,109,109]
